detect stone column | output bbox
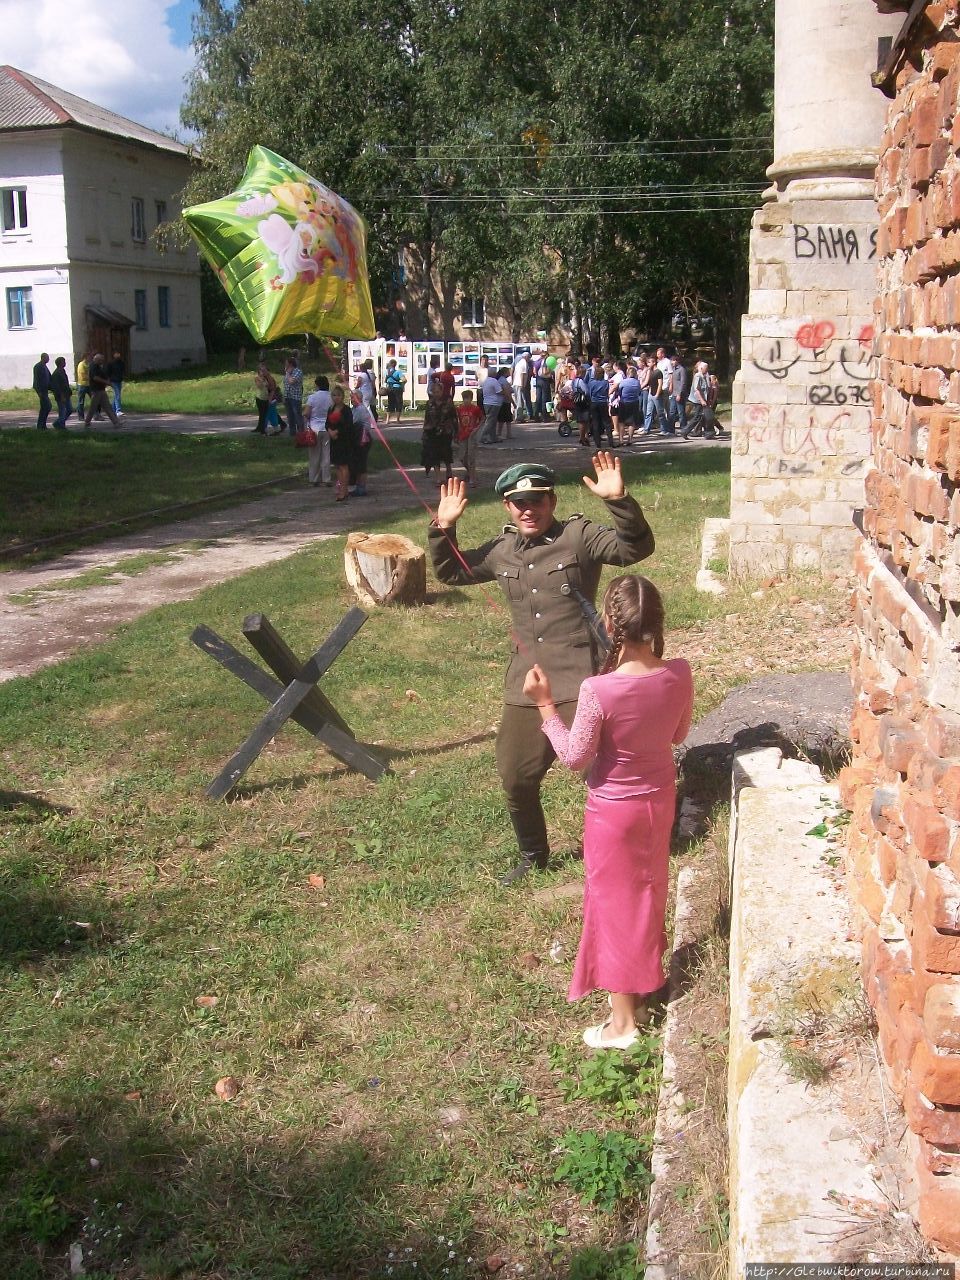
[729,0,903,575]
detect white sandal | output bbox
[583,1019,639,1050]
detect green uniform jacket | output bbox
[428,494,655,704]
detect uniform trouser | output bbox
[497,700,578,862]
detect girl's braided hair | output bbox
[599,575,665,673]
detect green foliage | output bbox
[551,1035,661,1118]
[568,1242,644,1280]
[1,1175,71,1245]
[493,1077,539,1116]
[554,1130,653,1211]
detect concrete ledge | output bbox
[696,517,730,596]
[727,749,888,1273]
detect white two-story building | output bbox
[0,65,205,388]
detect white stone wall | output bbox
[729,0,902,576]
[0,132,73,386]
[731,197,880,573]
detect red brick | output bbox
[941,763,960,821]
[911,1032,960,1104]
[929,40,960,83]
[839,764,874,810]
[913,896,960,973]
[905,1075,960,1144]
[924,863,960,931]
[918,1134,960,1175]
[916,1158,960,1254]
[904,793,950,860]
[907,746,949,794]
[923,981,960,1052]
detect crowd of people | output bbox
[31,350,126,430]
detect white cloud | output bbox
[0,0,195,138]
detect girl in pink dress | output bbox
[523,575,693,1050]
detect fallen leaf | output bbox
[215,1076,240,1101]
[307,874,327,890]
[123,1090,142,1102]
[194,995,219,1008]
[404,688,420,701]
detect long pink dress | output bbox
[541,659,694,1000]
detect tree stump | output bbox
[344,532,426,607]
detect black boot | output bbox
[500,852,549,886]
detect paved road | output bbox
[0,410,729,683]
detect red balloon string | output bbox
[369,418,528,658]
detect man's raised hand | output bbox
[436,477,469,529]
[583,451,626,500]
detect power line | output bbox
[376,135,771,155]
[372,187,766,203]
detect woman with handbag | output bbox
[326,384,357,501]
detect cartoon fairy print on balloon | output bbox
[183,146,374,343]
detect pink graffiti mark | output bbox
[743,407,850,460]
[858,324,875,349]
[795,321,836,351]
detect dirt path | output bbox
[2,424,728,682]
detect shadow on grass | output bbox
[224,729,497,798]
[0,1102,485,1279]
[0,790,72,818]
[0,881,116,968]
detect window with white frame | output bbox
[1,187,28,233]
[6,286,33,328]
[158,285,170,327]
[461,296,485,327]
[131,197,146,242]
[134,289,147,330]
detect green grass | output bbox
[0,449,841,1277]
[0,431,419,566]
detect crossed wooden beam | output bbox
[191,608,388,799]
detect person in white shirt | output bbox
[512,352,531,423]
[304,375,332,487]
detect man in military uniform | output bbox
[429,453,655,883]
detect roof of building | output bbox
[0,65,192,157]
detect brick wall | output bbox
[847,4,960,1255]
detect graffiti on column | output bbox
[750,322,874,405]
[793,225,878,262]
[738,404,854,475]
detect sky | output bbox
[1,0,200,138]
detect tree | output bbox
[180,0,773,362]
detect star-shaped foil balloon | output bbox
[183,146,375,343]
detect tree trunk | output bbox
[344,533,426,608]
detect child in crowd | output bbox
[456,389,484,486]
[523,575,693,1049]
